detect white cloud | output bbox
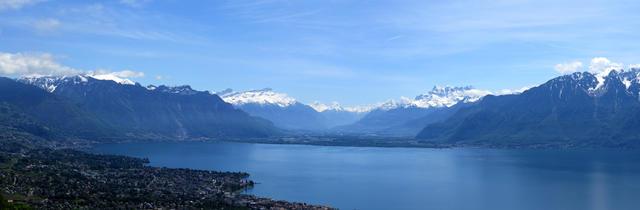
[0,52,81,76]
[34,18,60,33]
[555,57,630,76]
[628,64,640,69]
[588,57,622,74]
[154,75,171,80]
[0,51,145,79]
[111,70,144,78]
[86,69,145,78]
[0,0,46,11]
[554,61,583,74]
[386,35,403,41]
[498,85,536,95]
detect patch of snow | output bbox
[310,86,494,113]
[310,101,374,113]
[215,88,297,107]
[18,74,70,92]
[623,77,632,89]
[88,74,135,85]
[376,97,414,110]
[77,75,88,83]
[310,101,340,112]
[587,57,623,92]
[412,86,491,108]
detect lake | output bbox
[88,141,640,210]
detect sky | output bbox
[1,0,640,106]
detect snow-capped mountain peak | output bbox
[312,86,493,112]
[19,74,91,92]
[214,88,297,107]
[546,68,640,98]
[19,73,136,93]
[366,86,492,111]
[373,97,414,110]
[88,74,135,85]
[309,101,342,112]
[146,85,200,95]
[309,101,374,113]
[412,86,491,108]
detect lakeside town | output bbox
[0,137,332,209]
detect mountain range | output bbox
[334,86,493,136]
[16,74,278,141]
[416,68,640,147]
[212,86,493,136]
[5,67,640,148]
[214,88,369,131]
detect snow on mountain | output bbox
[19,73,135,92]
[88,74,135,85]
[357,86,492,111]
[18,74,91,92]
[553,67,640,97]
[413,86,491,108]
[147,85,200,95]
[214,88,297,108]
[212,88,373,115]
[309,101,374,113]
[312,86,497,113]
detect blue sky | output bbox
[1,0,640,106]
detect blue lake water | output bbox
[88,141,640,210]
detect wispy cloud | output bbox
[155,75,171,80]
[0,2,208,43]
[554,61,583,74]
[498,85,537,95]
[110,70,144,78]
[119,0,151,8]
[0,0,46,11]
[33,18,60,33]
[252,10,321,24]
[386,35,402,42]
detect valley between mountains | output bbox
[7,67,640,149]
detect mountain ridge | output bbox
[416,69,640,148]
[17,75,279,139]
[335,86,494,136]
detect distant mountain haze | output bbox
[11,67,640,148]
[336,86,494,136]
[214,88,368,131]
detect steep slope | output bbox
[337,86,491,136]
[215,88,329,130]
[0,77,118,140]
[20,76,278,139]
[417,69,640,148]
[0,102,63,150]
